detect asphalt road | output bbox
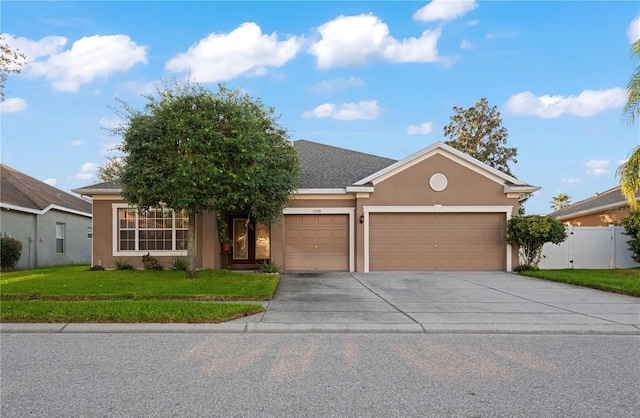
[2,333,638,417]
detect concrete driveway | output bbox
[241,271,640,334]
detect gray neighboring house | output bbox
[1,164,93,269]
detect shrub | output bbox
[507,215,567,268]
[142,253,163,270]
[171,256,187,271]
[513,264,540,272]
[259,260,281,274]
[113,257,133,270]
[621,210,640,263]
[1,236,23,270]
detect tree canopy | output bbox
[0,34,27,102]
[550,193,571,211]
[443,97,518,177]
[114,79,300,277]
[617,39,640,208]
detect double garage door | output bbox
[369,213,506,271]
[283,212,506,271]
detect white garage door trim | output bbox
[363,205,513,272]
[283,207,355,272]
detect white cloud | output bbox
[98,116,124,130]
[43,178,57,186]
[413,0,478,22]
[75,162,97,180]
[406,122,433,135]
[561,177,583,184]
[383,29,441,63]
[69,140,83,146]
[26,34,147,92]
[166,22,303,82]
[0,97,27,113]
[460,39,472,49]
[505,88,626,118]
[307,14,441,69]
[628,16,640,43]
[584,160,610,176]
[303,100,380,120]
[2,34,64,70]
[309,76,364,93]
[467,19,480,26]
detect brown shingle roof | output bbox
[549,185,637,219]
[1,164,92,215]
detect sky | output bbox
[1,0,639,215]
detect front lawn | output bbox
[0,265,279,323]
[519,269,640,297]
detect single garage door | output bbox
[369,213,505,271]
[284,214,349,271]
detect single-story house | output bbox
[550,185,638,226]
[73,140,539,272]
[1,164,93,269]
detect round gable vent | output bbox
[429,173,448,192]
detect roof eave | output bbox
[554,201,630,220]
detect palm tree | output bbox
[618,39,640,208]
[550,193,571,211]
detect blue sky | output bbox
[1,0,639,215]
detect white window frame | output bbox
[56,223,65,254]
[112,203,188,257]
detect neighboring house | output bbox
[549,186,638,226]
[1,164,93,269]
[73,140,539,272]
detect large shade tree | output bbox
[114,79,300,277]
[443,97,518,176]
[617,39,640,208]
[443,97,528,212]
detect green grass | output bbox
[1,300,263,323]
[0,265,279,323]
[1,265,279,301]
[519,269,640,297]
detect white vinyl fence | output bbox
[538,225,639,269]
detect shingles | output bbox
[1,164,92,214]
[70,141,398,193]
[293,140,396,188]
[550,186,636,218]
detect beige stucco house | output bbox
[550,186,637,226]
[73,140,539,272]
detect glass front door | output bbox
[228,216,270,265]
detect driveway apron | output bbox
[245,271,640,334]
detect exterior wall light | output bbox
[360,214,365,224]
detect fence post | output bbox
[610,224,615,269]
[568,225,574,269]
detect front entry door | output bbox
[228,216,270,267]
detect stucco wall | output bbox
[354,154,518,271]
[92,198,220,269]
[562,206,631,227]
[0,208,91,269]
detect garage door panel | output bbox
[284,214,349,271]
[370,213,505,271]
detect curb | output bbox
[2,322,639,335]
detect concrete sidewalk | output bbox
[2,271,639,335]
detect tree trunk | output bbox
[186,212,197,278]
